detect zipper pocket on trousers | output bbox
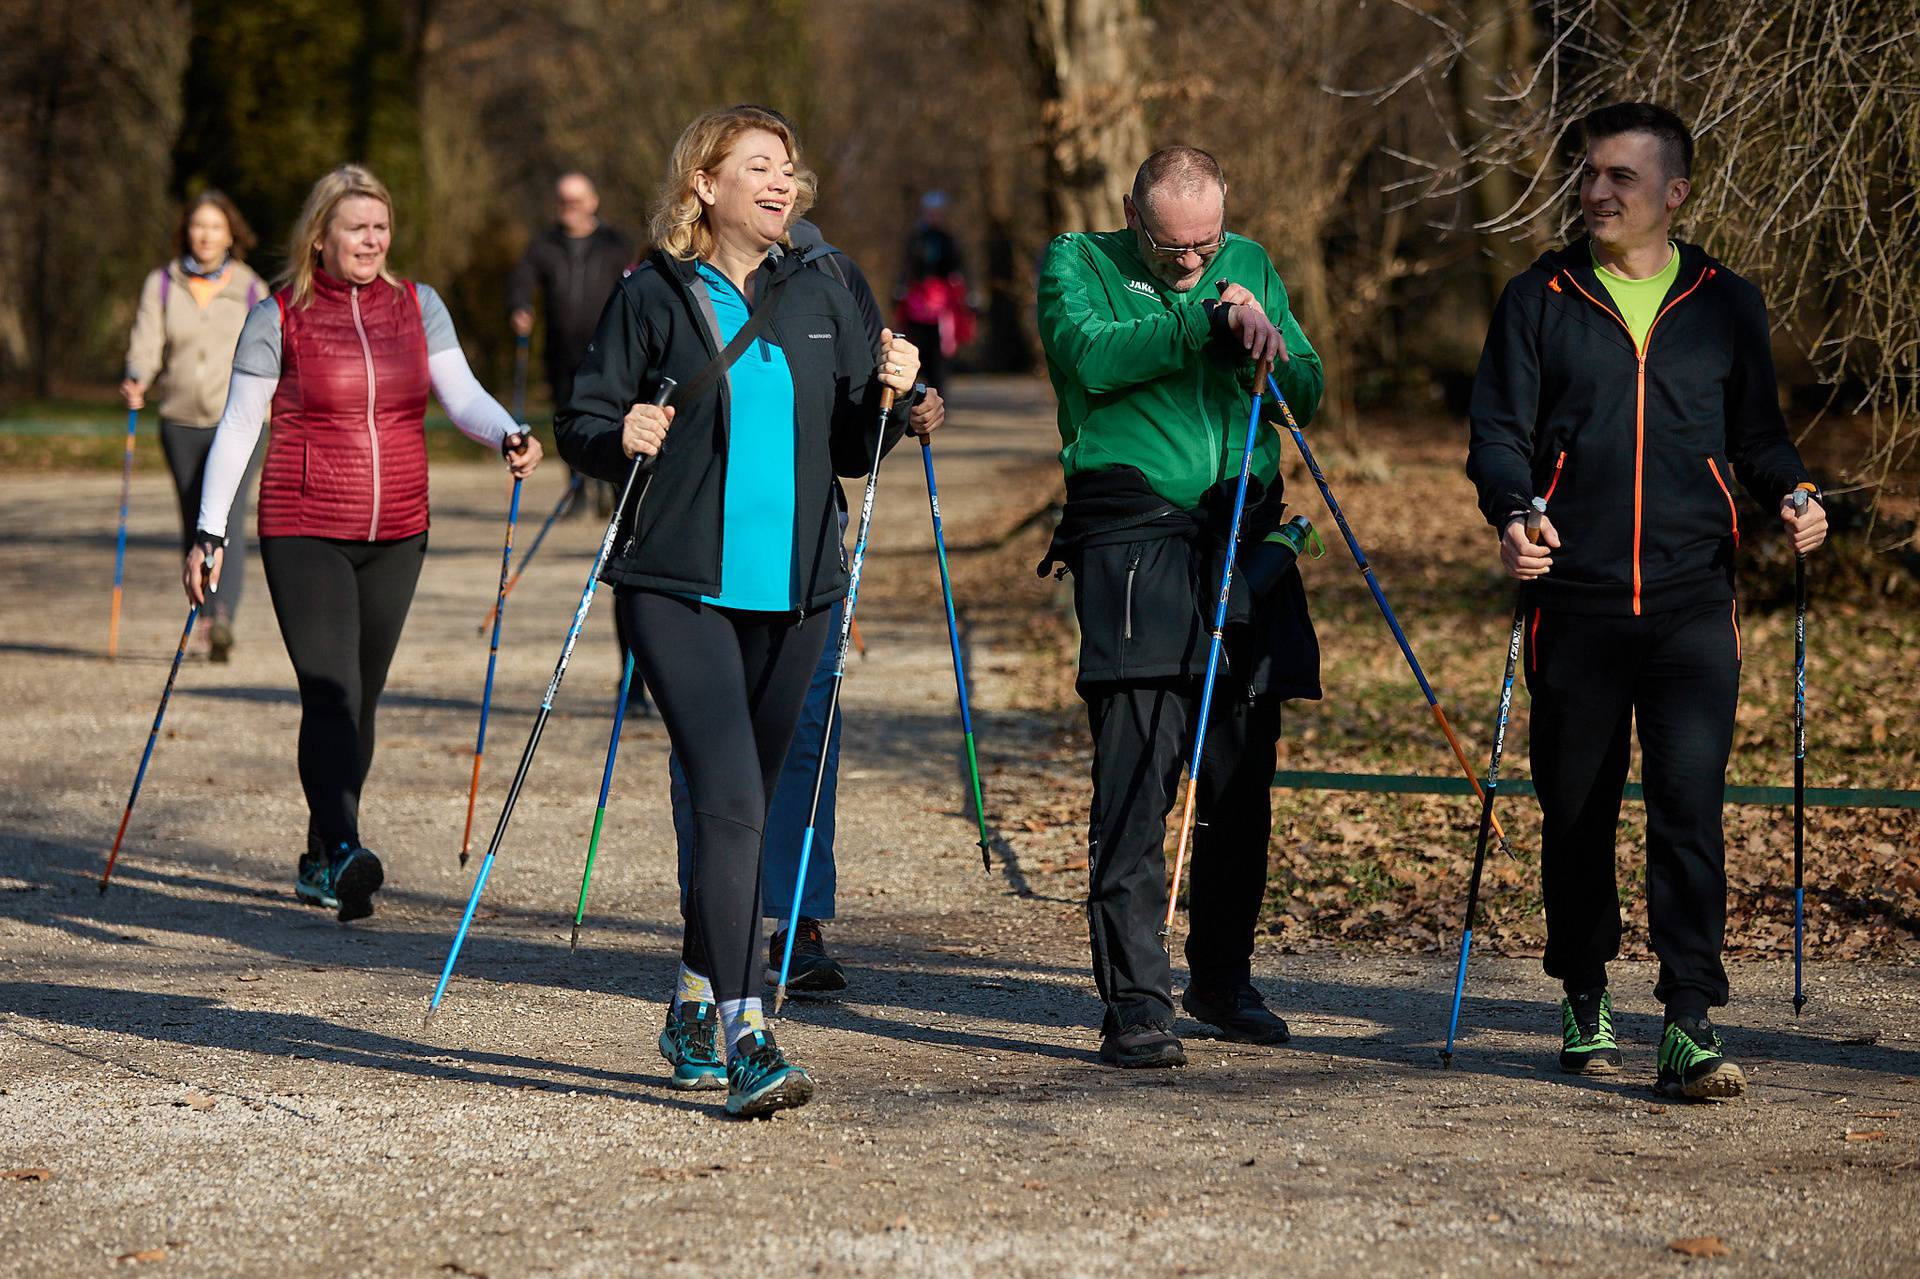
[1706,456,1740,547]
[1123,545,1143,641]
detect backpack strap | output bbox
[245,278,262,309]
[673,269,794,408]
[158,267,172,311]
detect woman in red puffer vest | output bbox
[185,164,544,922]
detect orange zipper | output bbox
[1561,265,1713,614]
[1528,606,1541,672]
[1730,599,1741,661]
[1707,457,1740,547]
[1541,450,1568,505]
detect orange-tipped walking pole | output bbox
[107,407,137,658]
[1162,358,1272,948]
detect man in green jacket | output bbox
[1037,146,1325,1067]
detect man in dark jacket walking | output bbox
[511,172,636,511]
[1037,146,1325,1069]
[1468,102,1828,1101]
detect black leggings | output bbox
[260,533,427,852]
[161,420,262,621]
[618,589,829,1004]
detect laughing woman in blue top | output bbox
[555,106,922,1118]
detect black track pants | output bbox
[618,590,829,1004]
[1526,597,1741,1013]
[1082,678,1282,1036]
[161,420,262,621]
[260,534,427,851]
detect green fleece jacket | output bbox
[1037,229,1323,510]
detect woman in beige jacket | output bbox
[122,191,267,661]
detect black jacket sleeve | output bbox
[1466,275,1544,527]
[507,238,542,315]
[555,280,656,485]
[827,282,906,478]
[1724,280,1811,506]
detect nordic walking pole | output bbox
[1441,498,1545,1067]
[460,475,524,866]
[774,387,897,1013]
[476,474,584,635]
[920,417,991,871]
[427,377,675,1023]
[107,407,138,659]
[1792,485,1811,1015]
[100,563,212,892]
[569,651,634,950]
[1161,358,1273,950]
[1267,372,1508,848]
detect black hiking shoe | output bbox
[1181,981,1291,1045]
[1099,1021,1187,1069]
[1559,989,1624,1076]
[766,918,847,993]
[1655,1015,1746,1101]
[208,619,234,664]
[330,845,384,923]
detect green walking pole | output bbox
[919,414,991,871]
[570,650,635,950]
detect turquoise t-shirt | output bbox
[697,262,797,611]
[1593,241,1681,350]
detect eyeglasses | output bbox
[1136,217,1225,260]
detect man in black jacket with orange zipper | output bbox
[1468,103,1828,1100]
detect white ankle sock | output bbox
[718,998,766,1059]
[671,964,714,1017]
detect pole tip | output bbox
[1439,1051,1454,1070]
[97,880,109,896]
[458,851,469,869]
[568,922,581,952]
[420,1009,435,1032]
[772,987,787,1016]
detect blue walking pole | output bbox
[774,388,897,1013]
[919,423,992,872]
[427,378,675,1023]
[1441,499,1545,1066]
[1792,485,1811,1015]
[108,407,138,658]
[100,564,212,891]
[569,651,635,950]
[1162,359,1272,948]
[1267,372,1507,849]
[461,477,523,866]
[477,474,584,635]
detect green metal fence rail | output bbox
[1273,770,1920,810]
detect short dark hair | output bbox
[1580,102,1693,180]
[175,190,257,261]
[1130,146,1226,213]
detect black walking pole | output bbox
[427,378,676,1022]
[1791,485,1811,1015]
[1441,499,1545,1067]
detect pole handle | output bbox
[1525,496,1546,546]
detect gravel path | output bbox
[2,378,1916,1276]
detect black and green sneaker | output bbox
[1655,1015,1746,1101]
[295,849,340,911]
[1559,989,1623,1076]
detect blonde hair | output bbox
[649,106,817,261]
[281,165,397,307]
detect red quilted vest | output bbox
[257,270,432,541]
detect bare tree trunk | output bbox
[1451,0,1534,312]
[26,10,75,399]
[1024,0,1148,235]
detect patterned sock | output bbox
[670,964,714,1018]
[718,998,766,1060]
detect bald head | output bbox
[1130,147,1225,221]
[1123,146,1227,292]
[555,172,600,236]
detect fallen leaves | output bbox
[116,1249,168,1265]
[1668,1236,1732,1258]
[175,1092,216,1112]
[1844,1130,1887,1142]
[0,1169,53,1182]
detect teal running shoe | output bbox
[295,850,339,911]
[724,1030,813,1118]
[329,845,383,922]
[1655,1016,1746,1101]
[657,1001,726,1091]
[1558,990,1623,1076]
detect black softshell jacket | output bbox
[555,247,903,613]
[1467,238,1812,616]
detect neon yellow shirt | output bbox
[1593,242,1681,350]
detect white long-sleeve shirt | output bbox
[196,283,519,538]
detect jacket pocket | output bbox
[1123,545,1142,640]
[1070,535,1200,681]
[1706,456,1739,547]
